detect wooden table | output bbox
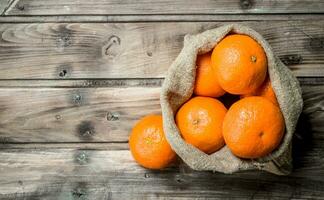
[0,0,324,199]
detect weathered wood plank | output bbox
[0,148,323,199]
[1,14,324,23]
[0,87,160,142]
[1,21,324,79]
[0,85,322,143]
[5,0,324,15]
[0,79,164,88]
[0,142,128,150]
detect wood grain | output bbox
[0,87,160,142]
[0,0,323,198]
[0,0,14,15]
[0,148,323,199]
[0,85,322,143]
[1,21,324,79]
[5,0,324,15]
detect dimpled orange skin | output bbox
[129,115,176,169]
[241,77,279,106]
[194,52,225,97]
[223,97,285,159]
[176,97,227,154]
[211,34,268,95]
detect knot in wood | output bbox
[16,4,25,11]
[240,0,253,9]
[75,151,89,165]
[147,51,153,57]
[56,32,72,49]
[77,121,95,141]
[103,35,121,58]
[280,54,302,65]
[71,185,87,198]
[107,112,119,121]
[73,94,82,103]
[310,38,324,50]
[59,69,67,78]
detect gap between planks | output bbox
[1,14,324,23]
[4,0,324,15]
[0,79,164,88]
[0,77,323,88]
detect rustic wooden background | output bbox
[0,0,324,199]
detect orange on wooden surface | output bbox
[176,96,227,154]
[129,115,176,169]
[223,97,285,159]
[241,76,278,105]
[211,34,267,95]
[194,52,225,97]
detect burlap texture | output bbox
[160,24,303,175]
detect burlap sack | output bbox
[160,24,303,175]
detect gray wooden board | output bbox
[0,0,14,15]
[0,87,160,142]
[0,148,323,199]
[3,0,324,15]
[0,21,324,79]
[0,1,324,199]
[0,85,322,143]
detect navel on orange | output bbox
[194,52,225,97]
[176,97,227,154]
[223,97,285,159]
[211,34,267,95]
[129,115,176,169]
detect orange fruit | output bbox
[176,96,227,154]
[194,52,225,97]
[223,97,285,159]
[129,115,176,169]
[240,76,278,105]
[211,34,267,95]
